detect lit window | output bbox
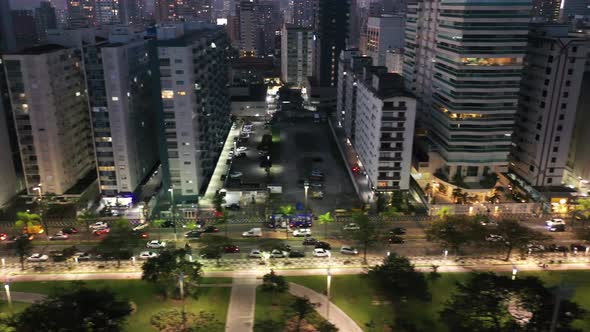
[177,91,187,96]
[98,166,116,171]
[96,137,112,142]
[75,92,81,96]
[162,90,174,99]
[112,97,119,101]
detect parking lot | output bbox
[226,121,271,188]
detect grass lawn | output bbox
[8,279,231,332]
[0,300,30,313]
[254,286,331,332]
[288,271,590,332]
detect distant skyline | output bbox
[9,0,156,10]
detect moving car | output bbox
[90,221,109,230]
[340,246,358,255]
[49,232,69,241]
[0,233,6,241]
[389,227,406,235]
[549,224,565,232]
[185,230,202,238]
[226,203,241,210]
[302,237,319,246]
[315,241,331,250]
[146,240,167,249]
[545,218,566,227]
[249,249,263,258]
[352,165,361,173]
[202,226,219,233]
[236,147,248,153]
[61,227,78,234]
[93,228,110,236]
[132,223,149,231]
[313,248,330,257]
[571,244,587,251]
[485,234,504,242]
[242,228,262,237]
[224,245,240,253]
[229,172,243,179]
[343,223,360,231]
[138,251,158,260]
[27,253,49,262]
[388,236,405,244]
[271,249,288,258]
[293,228,311,237]
[289,250,305,258]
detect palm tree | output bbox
[290,296,316,332]
[212,192,226,213]
[15,211,42,235]
[11,236,32,271]
[451,188,463,204]
[318,212,334,238]
[436,206,451,220]
[573,198,590,226]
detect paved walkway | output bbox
[289,282,363,332]
[0,291,46,303]
[225,276,260,332]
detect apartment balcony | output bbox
[381,116,406,122]
[379,156,403,162]
[380,136,404,142]
[380,146,403,152]
[378,176,401,181]
[378,166,402,171]
[381,126,404,132]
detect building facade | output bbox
[364,15,405,66]
[385,48,403,74]
[35,1,57,42]
[292,0,315,27]
[281,24,314,87]
[155,0,212,24]
[404,0,531,185]
[3,45,96,195]
[11,10,37,49]
[67,0,95,28]
[510,24,589,187]
[154,24,231,201]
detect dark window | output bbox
[540,102,545,108]
[549,168,554,173]
[542,90,547,97]
[559,114,565,120]
[551,157,556,163]
[568,69,573,75]
[555,136,560,142]
[547,178,553,184]
[545,67,552,75]
[398,101,406,107]
[529,165,535,172]
[557,125,562,131]
[553,147,558,152]
[561,103,567,109]
[566,80,571,87]
[570,58,576,64]
[573,46,578,52]
[548,55,554,63]
[544,79,550,86]
[563,92,569,98]
[535,134,540,141]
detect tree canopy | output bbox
[142,249,203,298]
[424,215,486,254]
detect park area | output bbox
[1,278,231,332]
[286,271,590,332]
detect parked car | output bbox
[271,249,288,258]
[526,243,545,252]
[315,241,331,250]
[0,233,6,241]
[242,228,262,237]
[226,203,241,210]
[90,221,109,230]
[313,248,330,257]
[202,226,219,233]
[134,231,149,239]
[293,228,311,237]
[289,250,305,258]
[93,228,110,236]
[388,236,405,244]
[132,223,149,231]
[545,218,566,227]
[75,252,92,261]
[343,223,360,231]
[185,230,202,238]
[27,253,49,262]
[236,146,248,153]
[224,245,240,253]
[49,232,69,241]
[340,246,358,255]
[548,244,569,253]
[229,172,243,179]
[138,251,158,260]
[389,227,406,235]
[61,227,78,234]
[273,244,292,252]
[549,224,566,232]
[302,237,319,246]
[486,234,504,242]
[146,240,167,249]
[249,249,263,258]
[571,244,587,251]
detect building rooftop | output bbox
[11,44,66,55]
[230,84,267,102]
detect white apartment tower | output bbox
[510,24,589,187]
[355,72,416,191]
[281,24,314,87]
[404,0,531,185]
[365,15,405,66]
[3,45,96,195]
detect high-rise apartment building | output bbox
[0,0,16,52]
[94,0,122,25]
[67,0,95,28]
[385,48,403,74]
[336,49,372,140]
[561,0,590,20]
[84,27,160,197]
[35,1,57,42]
[154,24,231,201]
[236,0,259,56]
[292,0,315,27]
[3,45,96,195]
[355,71,416,192]
[257,1,280,56]
[11,10,37,49]
[313,0,350,87]
[281,24,314,87]
[155,0,212,23]
[510,24,589,187]
[404,0,531,185]
[0,60,18,207]
[531,0,560,22]
[364,15,404,66]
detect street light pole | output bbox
[33,184,48,240]
[326,252,332,320]
[304,183,309,208]
[4,283,12,310]
[169,188,177,241]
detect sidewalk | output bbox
[289,282,363,332]
[225,276,260,332]
[0,291,46,303]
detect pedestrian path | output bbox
[225,276,260,332]
[289,282,363,332]
[0,291,46,303]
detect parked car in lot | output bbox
[302,237,319,246]
[229,172,243,179]
[90,221,109,230]
[146,240,166,249]
[289,250,305,258]
[343,223,360,231]
[185,230,202,238]
[340,246,358,255]
[293,228,311,237]
[313,248,330,257]
[224,245,240,253]
[315,241,331,250]
[49,232,69,241]
[61,227,78,234]
[388,236,405,244]
[526,243,545,252]
[242,228,262,237]
[389,227,406,235]
[249,249,263,258]
[271,249,288,258]
[138,251,158,260]
[27,253,49,262]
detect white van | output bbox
[242,228,262,237]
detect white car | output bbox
[486,234,504,242]
[146,240,167,249]
[27,253,49,262]
[313,248,331,257]
[343,223,360,231]
[242,228,262,237]
[340,246,358,255]
[270,249,288,258]
[545,218,565,227]
[228,150,234,157]
[138,251,158,260]
[293,228,311,237]
[249,249,263,258]
[49,232,69,241]
[236,147,248,153]
[230,172,243,179]
[132,223,149,231]
[90,221,109,230]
